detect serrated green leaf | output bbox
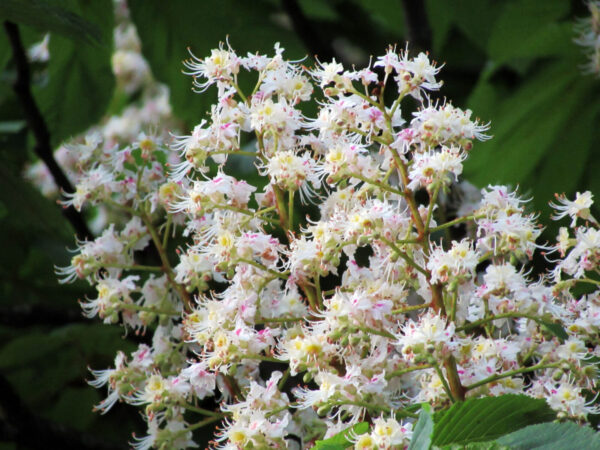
[431,395,556,447]
[409,404,434,450]
[315,422,369,449]
[496,422,600,449]
[0,0,102,44]
[34,0,114,147]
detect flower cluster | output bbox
[49,40,600,450]
[24,0,178,233]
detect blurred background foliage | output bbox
[0,0,598,448]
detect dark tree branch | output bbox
[280,0,338,62]
[400,0,432,52]
[0,373,126,449]
[3,21,93,241]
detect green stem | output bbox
[253,316,305,325]
[232,81,248,102]
[304,284,318,312]
[395,409,419,419]
[396,159,425,236]
[216,205,279,225]
[429,214,483,233]
[385,364,432,381]
[449,288,458,323]
[242,354,287,364]
[392,303,429,315]
[425,184,441,232]
[273,184,290,231]
[378,235,429,277]
[314,274,323,310]
[265,403,296,418]
[457,312,548,333]
[278,368,290,391]
[288,189,294,231]
[182,404,224,418]
[327,400,391,414]
[464,361,560,392]
[212,150,257,157]
[162,214,172,249]
[186,415,222,433]
[432,361,455,403]
[356,325,396,340]
[444,355,465,401]
[140,212,193,311]
[237,258,288,280]
[347,171,402,196]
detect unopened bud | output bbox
[317,405,330,416]
[552,369,564,381]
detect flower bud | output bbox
[317,405,330,416]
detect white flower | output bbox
[550,191,595,226]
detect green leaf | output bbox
[409,404,434,450]
[354,0,405,36]
[529,99,600,221]
[43,387,101,430]
[464,60,588,190]
[299,0,338,21]
[441,442,509,450]
[496,422,600,449]
[539,321,568,343]
[128,0,306,127]
[425,0,454,54]
[431,394,556,447]
[444,0,504,52]
[34,0,114,147]
[487,0,570,65]
[314,422,369,449]
[0,0,102,44]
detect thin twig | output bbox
[4,21,93,241]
